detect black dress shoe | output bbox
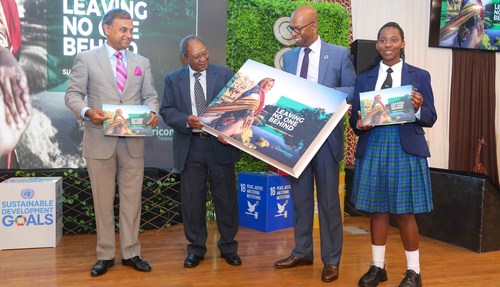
[399,270,422,287]
[184,254,204,268]
[359,265,388,287]
[90,259,115,277]
[221,253,242,266]
[274,255,313,268]
[121,256,152,272]
[322,264,339,282]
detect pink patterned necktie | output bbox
[115,51,127,93]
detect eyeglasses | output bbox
[287,22,314,34]
[192,50,209,61]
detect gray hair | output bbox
[179,35,204,57]
[102,8,131,30]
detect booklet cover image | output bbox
[199,59,349,178]
[102,104,153,137]
[359,85,415,126]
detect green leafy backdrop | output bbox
[226,0,352,174]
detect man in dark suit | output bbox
[160,35,241,268]
[65,8,158,277]
[274,6,356,283]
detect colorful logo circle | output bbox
[15,215,27,226]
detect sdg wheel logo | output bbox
[15,215,27,226]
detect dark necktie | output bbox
[300,47,311,79]
[193,72,206,114]
[381,68,393,89]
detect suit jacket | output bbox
[65,46,159,159]
[282,40,356,163]
[160,64,240,172]
[349,62,438,158]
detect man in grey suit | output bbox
[65,8,159,277]
[160,35,241,268]
[274,6,356,283]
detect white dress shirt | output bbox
[296,36,322,83]
[376,60,421,118]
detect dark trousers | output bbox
[290,142,343,265]
[180,136,239,256]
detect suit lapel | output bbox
[124,51,135,94]
[401,63,415,87]
[318,40,331,85]
[366,66,379,90]
[179,67,192,113]
[95,47,118,92]
[287,48,300,74]
[205,65,217,102]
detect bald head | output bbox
[291,6,318,24]
[289,6,318,47]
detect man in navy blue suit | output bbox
[160,35,241,268]
[274,5,356,283]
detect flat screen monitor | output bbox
[428,0,500,51]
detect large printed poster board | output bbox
[2,0,197,169]
[199,60,349,178]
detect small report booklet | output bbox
[359,85,415,126]
[102,104,153,137]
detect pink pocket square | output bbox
[134,66,142,76]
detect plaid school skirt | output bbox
[351,125,433,214]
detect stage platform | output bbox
[1,216,499,286]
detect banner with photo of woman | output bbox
[200,59,349,178]
[1,0,197,169]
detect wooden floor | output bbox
[2,216,500,287]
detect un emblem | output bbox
[21,188,35,199]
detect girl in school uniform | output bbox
[349,22,438,287]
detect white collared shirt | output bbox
[296,36,321,83]
[105,42,128,79]
[376,60,402,91]
[376,60,421,118]
[80,43,129,119]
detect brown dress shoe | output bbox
[274,255,313,268]
[322,264,339,282]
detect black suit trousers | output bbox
[180,136,239,256]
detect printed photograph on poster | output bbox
[0,1,196,169]
[359,85,415,126]
[102,104,153,137]
[199,59,349,178]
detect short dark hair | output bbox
[179,35,204,57]
[102,8,132,30]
